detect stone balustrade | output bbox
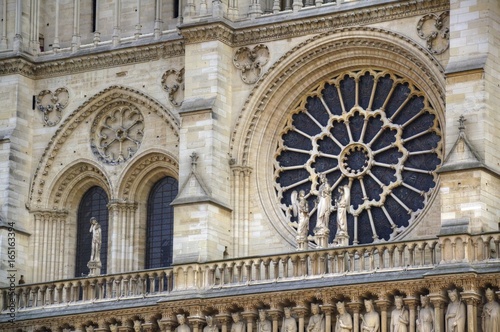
[1,232,499,314]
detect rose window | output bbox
[274,70,443,245]
[91,104,145,165]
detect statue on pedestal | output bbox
[445,289,465,332]
[291,190,310,251]
[87,217,102,276]
[390,296,408,332]
[333,185,350,246]
[481,288,500,332]
[307,303,325,332]
[176,314,191,332]
[361,299,379,332]
[258,310,272,332]
[204,316,219,332]
[231,313,246,332]
[416,295,434,332]
[281,307,297,332]
[335,302,352,332]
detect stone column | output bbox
[375,298,390,332]
[216,313,232,332]
[242,310,258,332]
[404,296,418,332]
[429,294,446,332]
[321,304,334,332]
[267,309,282,332]
[461,291,481,332]
[294,306,308,332]
[348,300,362,332]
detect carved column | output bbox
[461,291,481,332]
[159,311,177,332]
[267,309,282,332]
[375,298,390,332]
[429,294,446,332]
[321,304,334,332]
[216,313,232,332]
[107,201,138,273]
[294,305,308,332]
[404,296,418,332]
[242,310,258,332]
[231,165,252,258]
[348,300,362,332]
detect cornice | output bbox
[179,0,449,46]
[0,40,185,79]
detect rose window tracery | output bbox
[274,69,443,245]
[90,104,145,165]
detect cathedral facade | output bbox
[0,0,499,331]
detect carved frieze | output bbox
[417,12,450,54]
[233,45,270,84]
[36,87,69,126]
[162,68,185,107]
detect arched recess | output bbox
[229,27,446,249]
[28,85,179,210]
[32,160,111,282]
[115,149,179,271]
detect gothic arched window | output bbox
[75,186,109,277]
[146,176,178,269]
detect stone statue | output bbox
[335,185,350,237]
[134,320,142,332]
[416,295,434,332]
[482,288,500,332]
[390,296,408,332]
[335,301,352,332]
[86,326,95,332]
[315,173,332,234]
[307,303,325,332]
[89,217,102,262]
[281,307,297,332]
[291,190,310,250]
[258,310,272,332]
[361,299,380,332]
[176,314,191,332]
[204,316,219,332]
[110,324,118,332]
[231,313,246,332]
[445,289,465,332]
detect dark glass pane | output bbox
[146,176,178,269]
[76,186,109,277]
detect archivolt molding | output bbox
[230,26,446,165]
[47,160,111,210]
[29,85,179,209]
[118,150,179,201]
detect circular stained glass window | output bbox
[274,69,443,245]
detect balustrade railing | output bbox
[2,233,500,314]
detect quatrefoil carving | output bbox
[417,12,450,55]
[233,44,270,84]
[36,88,69,126]
[161,68,185,107]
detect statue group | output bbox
[291,173,350,250]
[163,289,499,332]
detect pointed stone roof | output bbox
[437,115,485,173]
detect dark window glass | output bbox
[75,186,109,277]
[146,176,178,268]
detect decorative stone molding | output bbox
[233,45,269,84]
[90,102,145,165]
[0,40,185,79]
[28,86,179,208]
[417,12,450,54]
[162,68,185,107]
[36,88,69,126]
[179,22,234,45]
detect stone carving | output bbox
[233,44,269,84]
[445,289,465,332]
[390,296,408,332]
[90,103,145,165]
[416,295,434,332]
[161,68,185,107]
[291,189,310,250]
[87,217,102,277]
[36,88,69,126]
[231,313,246,332]
[281,307,297,332]
[334,185,350,246]
[134,320,142,332]
[176,314,191,332]
[416,12,449,54]
[110,323,118,332]
[307,303,325,332]
[482,288,500,332]
[361,299,379,332]
[335,302,352,332]
[204,316,219,332]
[258,310,272,332]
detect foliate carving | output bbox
[90,103,145,165]
[417,12,449,54]
[233,45,269,84]
[162,68,185,107]
[36,88,69,126]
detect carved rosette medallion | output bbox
[161,68,185,106]
[233,44,270,84]
[417,12,449,54]
[36,88,69,126]
[274,69,443,245]
[90,103,145,165]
